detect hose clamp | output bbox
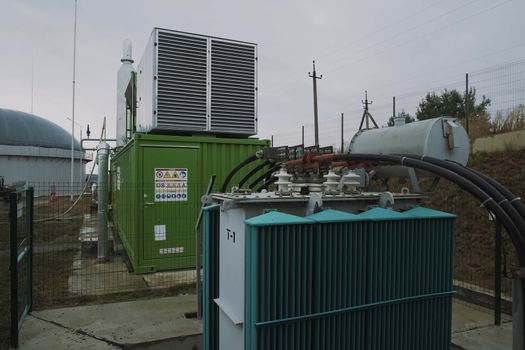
[480,197,493,208]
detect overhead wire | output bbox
[266,0,514,98]
[264,0,448,91]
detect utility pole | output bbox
[67,116,83,186]
[308,60,322,147]
[70,0,78,201]
[340,113,344,153]
[393,96,396,119]
[31,54,34,114]
[271,135,274,147]
[465,73,469,134]
[358,91,379,131]
[301,125,304,145]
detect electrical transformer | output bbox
[202,188,455,350]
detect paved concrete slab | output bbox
[453,322,512,350]
[19,296,511,349]
[452,300,512,350]
[19,316,118,349]
[20,294,201,349]
[68,252,148,295]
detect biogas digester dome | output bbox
[0,108,89,196]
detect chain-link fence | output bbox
[25,181,206,310]
[0,195,10,349]
[429,185,516,314]
[0,188,33,350]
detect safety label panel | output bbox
[154,168,188,202]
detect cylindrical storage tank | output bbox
[349,117,469,178]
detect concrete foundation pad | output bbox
[18,296,511,349]
[20,294,201,349]
[452,300,512,350]
[143,269,197,289]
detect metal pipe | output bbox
[495,220,502,326]
[97,142,110,261]
[514,278,524,350]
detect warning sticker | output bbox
[154,168,188,202]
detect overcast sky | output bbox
[1,0,524,148]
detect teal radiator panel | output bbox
[202,204,220,350]
[244,207,455,350]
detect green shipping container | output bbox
[111,133,269,273]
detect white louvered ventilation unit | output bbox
[136,28,257,136]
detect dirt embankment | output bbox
[427,150,524,293]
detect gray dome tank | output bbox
[348,117,469,179]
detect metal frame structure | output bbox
[9,187,33,349]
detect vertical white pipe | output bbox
[117,39,134,147]
[97,142,110,261]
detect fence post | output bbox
[9,192,19,349]
[495,220,502,326]
[465,73,469,134]
[28,187,34,312]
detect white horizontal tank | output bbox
[349,117,470,165]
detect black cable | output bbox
[249,164,281,190]
[334,153,525,261]
[238,160,273,189]
[388,154,525,350]
[404,155,525,240]
[219,154,259,193]
[467,166,525,220]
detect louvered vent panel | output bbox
[156,32,208,131]
[210,40,256,134]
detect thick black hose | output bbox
[400,154,525,349]
[334,153,525,262]
[404,155,525,242]
[219,154,259,193]
[340,153,525,348]
[249,164,281,190]
[468,166,525,220]
[238,160,273,189]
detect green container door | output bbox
[111,133,269,273]
[142,146,199,266]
